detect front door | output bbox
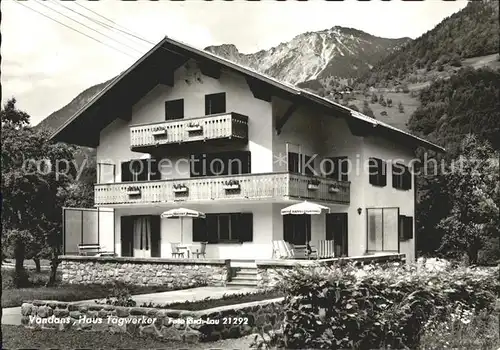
[326,213,348,257]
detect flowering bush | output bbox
[420,305,499,349]
[263,262,499,349]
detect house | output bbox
[52,36,444,263]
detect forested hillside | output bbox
[360,0,499,88]
[407,67,500,154]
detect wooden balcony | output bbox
[95,173,350,206]
[130,112,248,152]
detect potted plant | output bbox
[126,186,141,196]
[329,184,340,193]
[307,179,320,190]
[186,122,203,132]
[223,179,240,190]
[173,184,188,193]
[151,126,167,136]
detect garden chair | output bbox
[316,240,335,259]
[291,244,317,260]
[272,240,292,259]
[190,242,207,258]
[170,243,185,258]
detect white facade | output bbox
[89,60,417,261]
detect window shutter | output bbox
[283,215,292,243]
[303,155,314,176]
[399,216,414,240]
[205,96,210,115]
[392,168,399,189]
[398,215,404,240]
[120,216,134,256]
[340,157,348,181]
[150,215,161,257]
[369,158,378,185]
[243,151,251,174]
[192,217,207,242]
[380,160,387,186]
[149,159,162,180]
[288,152,299,173]
[406,216,414,239]
[136,160,148,181]
[190,154,203,177]
[121,161,132,182]
[239,213,253,242]
[403,168,412,190]
[206,215,218,243]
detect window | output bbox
[165,99,184,120]
[283,215,311,245]
[121,159,161,182]
[367,208,399,252]
[324,156,349,181]
[288,152,315,175]
[190,151,251,177]
[399,215,413,240]
[205,93,226,115]
[369,158,387,187]
[392,163,412,190]
[192,213,253,243]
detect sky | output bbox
[2,0,468,125]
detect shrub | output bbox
[96,282,136,307]
[267,263,499,349]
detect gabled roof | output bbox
[51,36,445,153]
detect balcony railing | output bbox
[130,112,248,151]
[95,173,350,206]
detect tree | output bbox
[437,136,499,264]
[1,98,75,286]
[348,104,360,112]
[362,105,376,119]
[398,101,405,113]
[379,94,385,105]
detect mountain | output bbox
[206,26,410,86]
[36,79,113,133]
[358,0,499,88]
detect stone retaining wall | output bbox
[21,297,284,343]
[256,253,406,289]
[60,256,230,287]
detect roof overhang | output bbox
[50,36,445,153]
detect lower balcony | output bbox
[94,173,350,206]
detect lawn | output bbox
[1,325,185,349]
[1,268,201,308]
[1,325,255,349]
[140,290,284,311]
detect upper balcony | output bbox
[94,173,350,206]
[130,112,248,153]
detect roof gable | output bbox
[51,36,444,153]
